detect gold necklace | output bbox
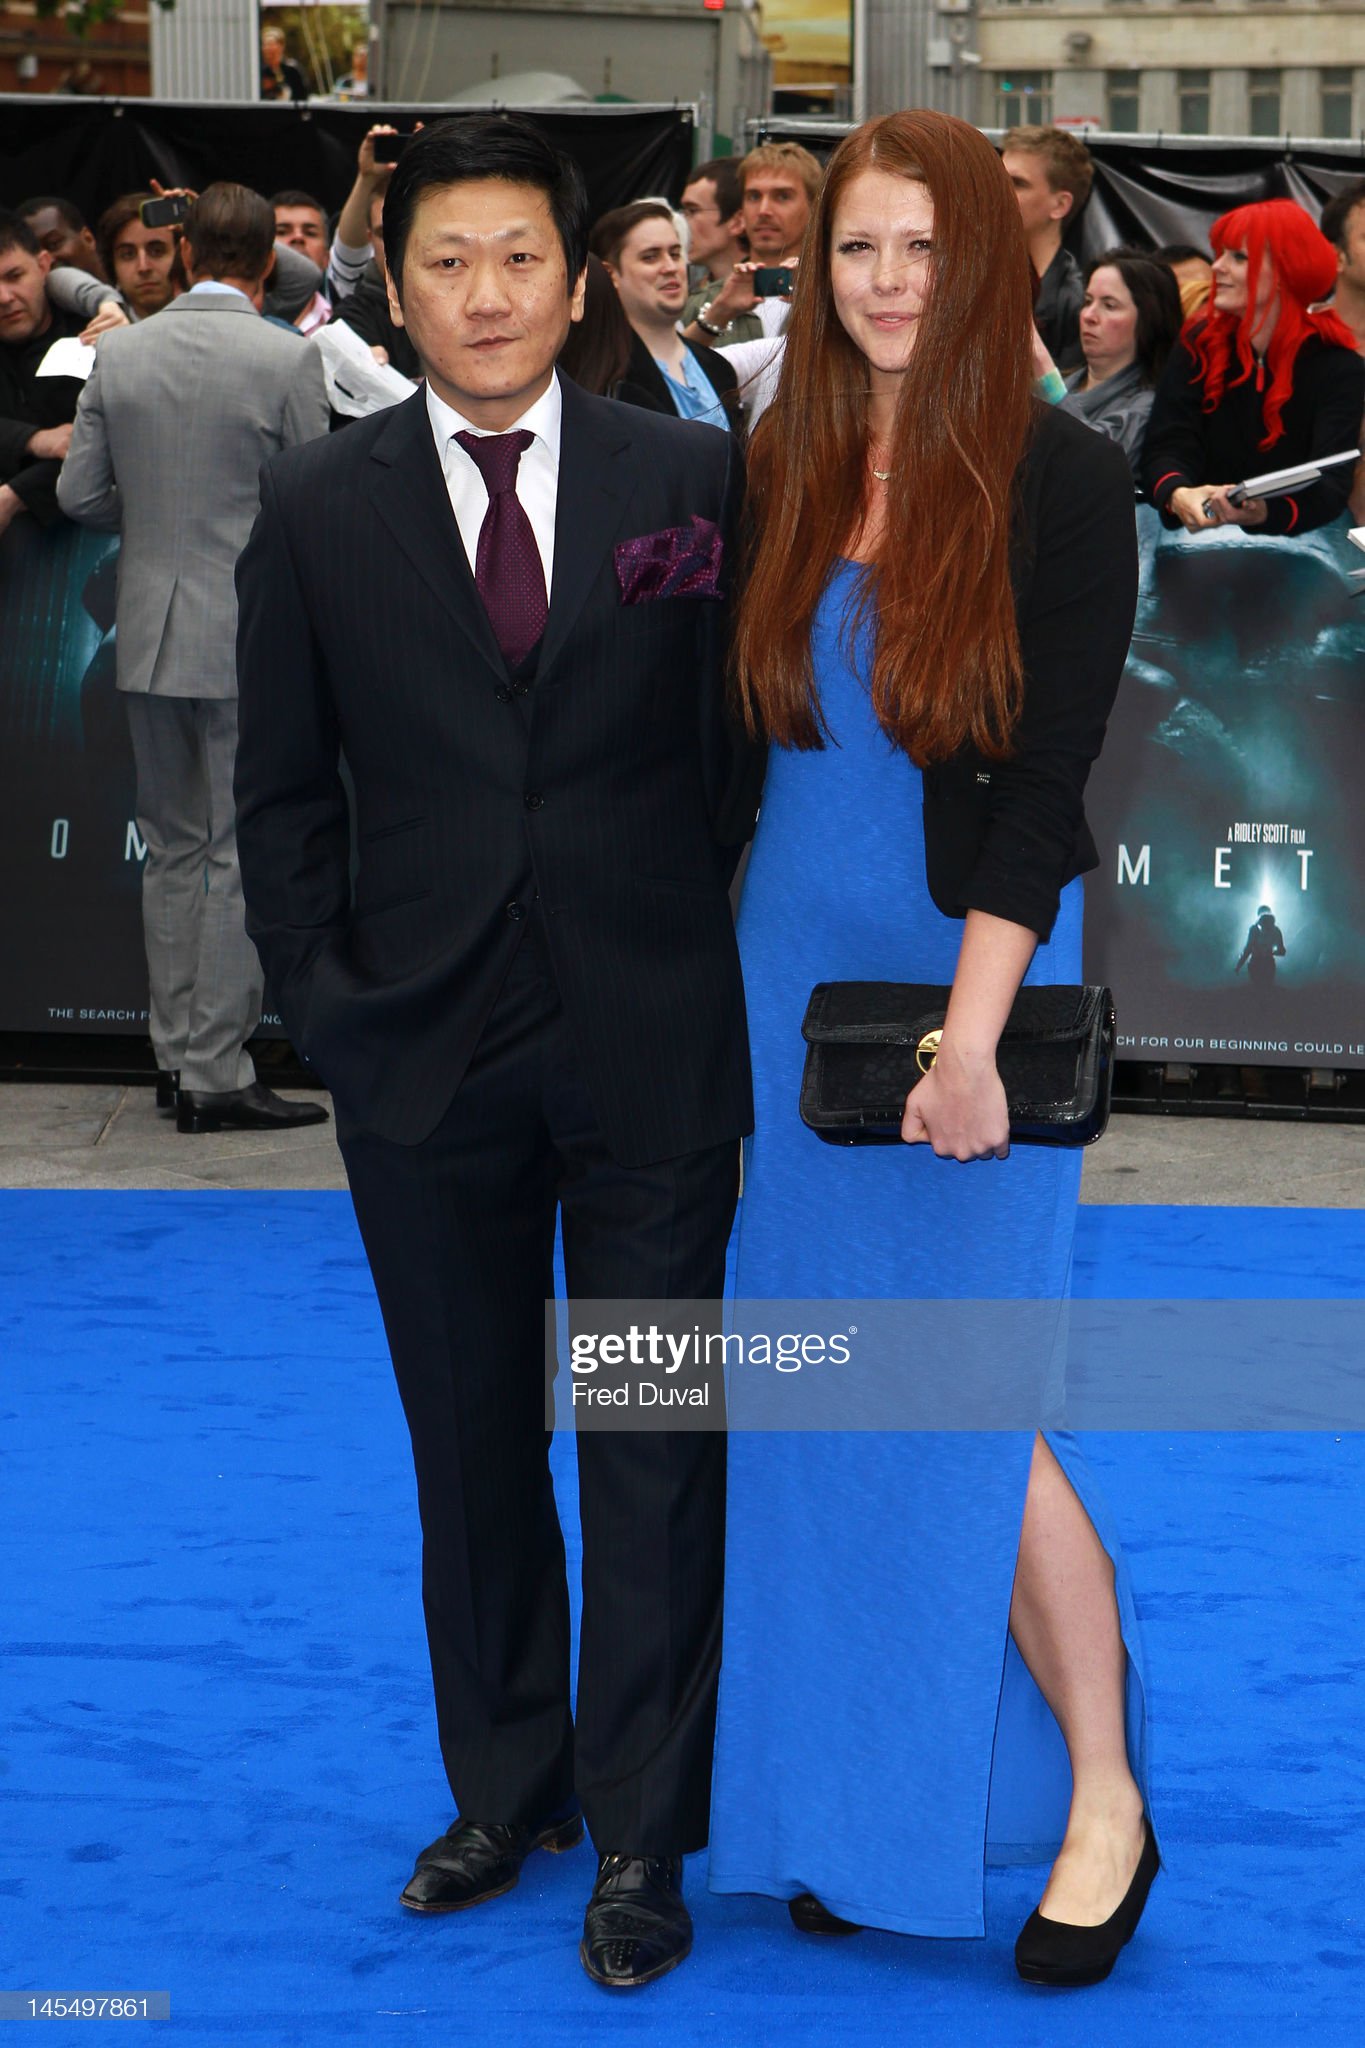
[870,443,892,482]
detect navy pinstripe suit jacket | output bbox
[233,373,755,1161]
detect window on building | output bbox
[994,72,1053,124]
[1178,70,1211,135]
[1248,70,1282,137]
[1321,68,1353,140]
[1107,70,1141,131]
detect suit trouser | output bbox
[337,929,736,1855]
[123,693,262,1095]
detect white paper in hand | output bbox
[315,320,417,418]
[36,335,97,383]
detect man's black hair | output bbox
[1153,242,1212,267]
[17,195,88,234]
[0,209,41,260]
[1319,180,1365,253]
[383,114,589,299]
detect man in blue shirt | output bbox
[591,202,739,433]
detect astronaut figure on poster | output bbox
[1235,906,1286,988]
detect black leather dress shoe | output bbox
[1015,1820,1160,1988]
[399,1813,583,1914]
[176,1082,330,1135]
[155,1071,179,1113]
[788,1892,862,1936]
[580,1854,691,1989]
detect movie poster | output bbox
[1082,508,1365,1069]
[0,520,291,1037]
[4,504,1363,1067]
[0,518,147,1033]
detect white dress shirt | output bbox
[425,375,561,593]
[755,296,790,339]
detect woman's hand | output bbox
[1170,483,1268,531]
[901,1042,1010,1161]
[1167,484,1218,532]
[1202,484,1268,528]
[707,261,763,325]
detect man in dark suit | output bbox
[234,118,754,1989]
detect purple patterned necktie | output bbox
[453,428,548,670]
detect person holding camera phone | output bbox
[325,125,422,306]
[707,111,1159,1990]
[48,183,326,341]
[680,141,822,349]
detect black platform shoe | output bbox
[788,1893,862,1936]
[1015,1820,1159,1988]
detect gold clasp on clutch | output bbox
[916,1028,942,1074]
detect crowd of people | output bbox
[2,110,1364,1995]
[6,122,1365,530]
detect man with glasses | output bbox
[679,158,746,336]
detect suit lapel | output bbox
[365,390,507,679]
[538,374,637,685]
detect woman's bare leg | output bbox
[1008,1433,1147,1924]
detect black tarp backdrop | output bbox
[0,95,696,222]
[753,120,1365,261]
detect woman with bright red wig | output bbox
[709,110,1158,1992]
[1144,196,1363,534]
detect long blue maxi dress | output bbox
[708,563,1151,1938]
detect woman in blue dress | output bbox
[708,111,1159,1987]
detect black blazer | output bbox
[921,403,1138,942]
[617,330,742,435]
[234,373,754,1160]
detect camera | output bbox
[139,194,191,230]
[752,266,794,297]
[372,133,411,165]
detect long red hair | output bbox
[731,111,1036,764]
[1189,199,1356,449]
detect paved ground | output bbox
[2,1081,1363,1204]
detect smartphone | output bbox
[752,266,794,297]
[372,133,410,164]
[139,194,191,230]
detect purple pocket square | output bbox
[614,516,724,605]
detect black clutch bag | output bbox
[799,981,1116,1147]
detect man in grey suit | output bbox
[58,183,332,1134]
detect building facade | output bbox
[0,1,150,95]
[971,0,1365,140]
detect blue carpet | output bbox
[3,1194,1364,2046]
